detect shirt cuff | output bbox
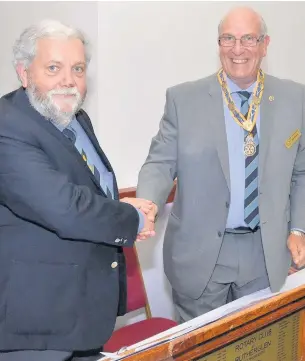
[291,228,305,233]
[135,208,145,233]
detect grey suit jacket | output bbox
[137,73,305,299]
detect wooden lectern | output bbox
[103,276,305,361]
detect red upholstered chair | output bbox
[104,246,178,352]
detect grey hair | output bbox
[218,11,268,36]
[13,19,91,70]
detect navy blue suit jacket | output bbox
[0,88,139,351]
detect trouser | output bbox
[0,349,103,361]
[172,228,270,323]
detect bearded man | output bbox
[0,19,154,361]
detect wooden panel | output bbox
[114,285,305,361]
[119,183,176,204]
[173,299,305,360]
[298,309,305,359]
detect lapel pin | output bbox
[269,95,275,102]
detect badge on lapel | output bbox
[285,129,302,149]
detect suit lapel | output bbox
[258,77,275,187]
[12,88,116,198]
[207,74,276,191]
[208,76,231,191]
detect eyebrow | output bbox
[220,33,257,37]
[73,62,86,67]
[46,60,86,66]
[47,60,62,65]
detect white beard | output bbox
[26,81,86,128]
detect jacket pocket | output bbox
[6,260,80,335]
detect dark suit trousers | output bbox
[0,350,104,361]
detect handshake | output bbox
[121,197,158,241]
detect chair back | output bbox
[123,246,151,317]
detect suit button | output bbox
[218,231,222,237]
[225,202,229,208]
[111,262,118,269]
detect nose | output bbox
[60,69,76,87]
[231,40,244,55]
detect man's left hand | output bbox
[287,233,305,269]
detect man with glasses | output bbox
[136,6,305,322]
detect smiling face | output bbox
[17,37,87,127]
[218,8,270,89]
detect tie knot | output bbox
[237,91,251,101]
[63,126,77,144]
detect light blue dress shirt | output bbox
[57,117,144,233]
[223,77,260,229]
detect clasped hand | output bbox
[121,197,158,241]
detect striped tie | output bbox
[237,91,260,229]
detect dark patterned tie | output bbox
[237,91,260,229]
[63,127,76,144]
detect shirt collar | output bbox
[53,116,78,132]
[226,75,256,95]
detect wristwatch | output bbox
[290,230,305,237]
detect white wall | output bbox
[1,1,305,328]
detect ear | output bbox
[16,63,29,88]
[264,35,270,47]
[262,35,270,57]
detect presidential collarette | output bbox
[217,68,264,157]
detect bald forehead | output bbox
[219,8,262,36]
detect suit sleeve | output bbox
[0,135,139,246]
[137,88,178,212]
[290,85,305,231]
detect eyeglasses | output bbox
[218,34,265,47]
